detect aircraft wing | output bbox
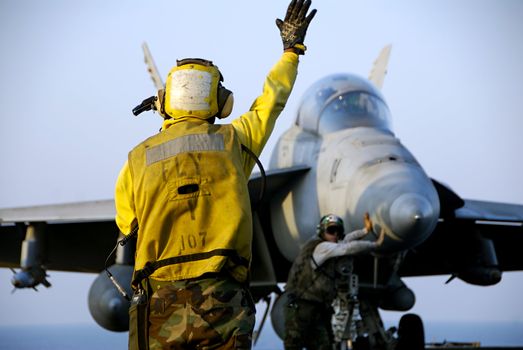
[0,165,311,278]
[247,165,311,206]
[399,182,523,279]
[0,200,119,272]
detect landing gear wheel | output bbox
[395,313,425,350]
[353,336,370,350]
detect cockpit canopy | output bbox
[296,73,392,134]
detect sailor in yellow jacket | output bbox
[114,1,316,349]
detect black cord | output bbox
[241,144,266,208]
[104,226,139,301]
[118,226,139,246]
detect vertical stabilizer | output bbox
[142,42,164,90]
[368,45,392,90]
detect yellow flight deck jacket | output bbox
[115,52,299,283]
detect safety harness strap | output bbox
[132,248,249,288]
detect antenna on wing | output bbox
[368,45,392,90]
[142,42,164,90]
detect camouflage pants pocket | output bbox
[199,288,255,349]
[148,278,255,349]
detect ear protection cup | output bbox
[155,89,168,118]
[217,84,234,118]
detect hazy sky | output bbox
[0,0,522,341]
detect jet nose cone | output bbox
[389,193,438,247]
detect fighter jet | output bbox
[1,45,522,349]
[246,45,523,348]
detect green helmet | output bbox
[316,214,345,240]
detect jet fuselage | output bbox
[269,73,440,261]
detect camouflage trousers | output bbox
[283,298,333,350]
[147,276,255,350]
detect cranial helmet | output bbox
[316,214,345,240]
[161,58,234,120]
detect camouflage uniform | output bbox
[284,238,337,350]
[284,298,333,350]
[148,276,255,349]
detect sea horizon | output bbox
[0,320,522,350]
